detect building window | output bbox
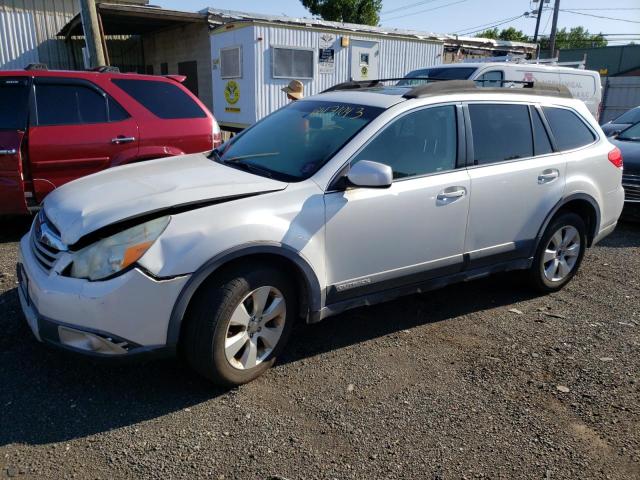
[220,46,242,79]
[272,47,314,79]
[160,63,169,75]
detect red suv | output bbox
[0,66,221,215]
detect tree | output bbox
[301,0,383,26]
[540,27,607,50]
[475,27,528,42]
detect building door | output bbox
[178,61,199,97]
[350,40,379,81]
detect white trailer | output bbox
[207,9,444,131]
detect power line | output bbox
[566,8,640,11]
[381,0,441,16]
[381,0,468,22]
[560,9,640,24]
[453,14,525,34]
[458,14,527,36]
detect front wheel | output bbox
[183,265,296,386]
[528,212,587,293]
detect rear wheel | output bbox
[529,212,586,293]
[183,265,296,386]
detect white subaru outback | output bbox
[17,80,624,385]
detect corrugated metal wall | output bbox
[0,0,79,69]
[601,76,640,124]
[0,0,144,71]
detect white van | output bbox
[403,62,602,120]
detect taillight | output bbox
[212,119,222,148]
[608,147,623,168]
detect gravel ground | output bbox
[0,216,638,479]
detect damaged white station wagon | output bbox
[18,80,624,385]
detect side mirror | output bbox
[347,160,393,188]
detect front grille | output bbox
[622,173,640,202]
[30,211,65,273]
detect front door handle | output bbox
[538,169,559,184]
[111,136,136,145]
[0,149,17,155]
[437,186,467,205]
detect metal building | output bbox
[207,9,444,130]
[0,0,147,71]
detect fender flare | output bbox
[165,242,322,349]
[529,192,601,258]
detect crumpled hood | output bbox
[44,153,287,245]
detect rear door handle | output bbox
[0,149,17,155]
[111,136,136,145]
[538,169,559,184]
[437,186,467,205]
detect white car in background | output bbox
[403,62,603,119]
[18,79,624,385]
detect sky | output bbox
[155,0,640,45]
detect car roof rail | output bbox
[90,66,121,73]
[402,79,573,99]
[25,63,48,71]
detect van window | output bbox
[35,84,108,126]
[468,104,533,164]
[531,108,553,155]
[353,106,457,179]
[542,107,595,151]
[0,77,29,130]
[476,70,503,87]
[113,79,207,119]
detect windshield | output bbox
[398,67,478,86]
[213,100,384,181]
[618,122,640,141]
[614,107,640,125]
[0,77,29,130]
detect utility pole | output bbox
[548,0,561,59]
[532,0,545,43]
[79,0,106,68]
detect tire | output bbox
[183,264,297,386]
[528,211,587,293]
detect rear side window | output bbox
[35,84,108,126]
[0,77,29,130]
[468,104,533,164]
[112,79,206,119]
[531,108,553,156]
[543,107,595,151]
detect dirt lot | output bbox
[0,217,638,479]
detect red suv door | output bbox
[28,78,139,202]
[0,77,30,214]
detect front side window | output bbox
[214,100,383,181]
[476,70,503,87]
[469,104,533,165]
[542,107,595,151]
[273,48,314,79]
[35,83,108,126]
[112,79,206,119]
[352,105,457,179]
[0,77,29,130]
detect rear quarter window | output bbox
[542,107,596,151]
[112,79,207,119]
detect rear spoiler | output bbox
[165,75,186,84]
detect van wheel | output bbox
[529,212,586,293]
[183,265,296,386]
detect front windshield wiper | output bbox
[224,152,279,163]
[618,136,640,141]
[222,158,275,179]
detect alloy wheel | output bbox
[224,286,286,370]
[542,225,581,282]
